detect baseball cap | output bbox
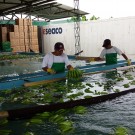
[102,39,111,47]
[54,42,64,50]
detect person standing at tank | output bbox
[95,39,131,65]
[42,42,73,74]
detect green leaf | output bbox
[130,80,135,85]
[23,132,35,135]
[55,109,68,115]
[123,84,130,88]
[114,89,120,93]
[59,120,74,133]
[113,126,129,135]
[35,112,50,119]
[84,88,93,93]
[0,97,5,102]
[49,114,65,123]
[100,91,108,95]
[86,83,94,87]
[29,118,43,124]
[73,106,87,114]
[116,77,124,81]
[0,130,12,135]
[0,118,8,126]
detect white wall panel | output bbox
[42,17,135,57]
[43,23,75,55]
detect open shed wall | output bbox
[42,17,135,57]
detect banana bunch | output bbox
[66,69,83,80]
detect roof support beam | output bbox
[0,0,88,21]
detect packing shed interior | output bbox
[0,0,88,53]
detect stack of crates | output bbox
[0,26,12,52]
[0,18,39,53]
[9,18,39,52]
[0,26,7,42]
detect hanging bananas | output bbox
[66,69,83,80]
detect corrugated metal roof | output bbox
[0,0,88,20]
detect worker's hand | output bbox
[127,59,131,66]
[47,68,56,74]
[69,67,74,70]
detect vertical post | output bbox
[74,0,81,55]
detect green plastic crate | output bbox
[2,42,11,50]
[3,48,13,52]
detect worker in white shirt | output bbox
[95,39,131,65]
[42,42,73,74]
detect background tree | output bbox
[81,15,88,21]
[90,15,100,20]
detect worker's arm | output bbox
[42,53,55,73]
[42,67,48,72]
[122,53,128,60]
[94,57,104,61]
[122,53,131,65]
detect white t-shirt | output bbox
[42,52,70,68]
[100,46,123,58]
